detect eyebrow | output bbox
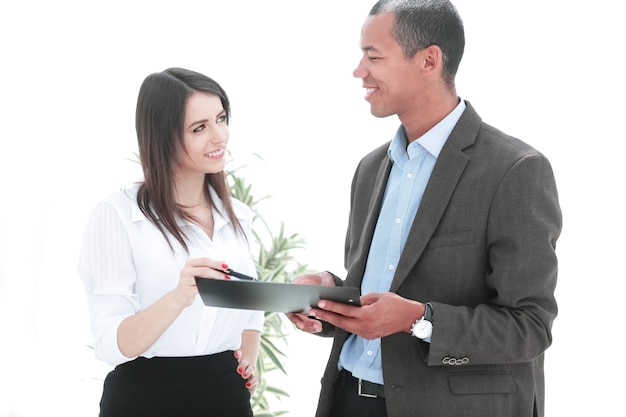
[186,110,227,130]
[362,45,380,53]
[187,119,208,130]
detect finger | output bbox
[291,274,322,286]
[237,358,250,375]
[285,312,298,322]
[192,266,231,280]
[186,258,232,276]
[245,375,258,393]
[287,313,323,333]
[233,350,242,361]
[285,312,313,323]
[308,307,361,334]
[240,364,255,380]
[317,299,359,316]
[359,292,382,305]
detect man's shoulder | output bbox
[476,122,544,160]
[456,102,545,160]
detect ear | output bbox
[419,44,443,75]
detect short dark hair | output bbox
[370,0,465,88]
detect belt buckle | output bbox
[357,379,378,398]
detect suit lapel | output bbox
[390,102,480,292]
[389,148,468,291]
[345,156,393,287]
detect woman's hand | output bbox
[173,258,231,308]
[117,257,231,358]
[234,349,258,394]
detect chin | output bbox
[205,162,226,174]
[370,108,393,119]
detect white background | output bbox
[1,0,624,415]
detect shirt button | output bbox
[395,218,401,224]
[367,350,373,356]
[388,264,395,271]
[407,173,414,179]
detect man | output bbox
[287,1,562,417]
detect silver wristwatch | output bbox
[410,302,433,339]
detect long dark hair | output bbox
[135,67,243,252]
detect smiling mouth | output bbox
[364,86,378,100]
[206,148,225,158]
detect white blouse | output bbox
[78,183,264,367]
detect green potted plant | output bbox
[227,155,310,416]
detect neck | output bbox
[173,174,209,208]
[174,187,208,208]
[401,94,459,142]
[178,200,207,209]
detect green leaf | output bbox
[226,151,314,416]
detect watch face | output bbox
[412,320,433,339]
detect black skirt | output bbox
[99,350,252,417]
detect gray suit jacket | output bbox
[315,102,562,417]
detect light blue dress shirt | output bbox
[338,100,466,384]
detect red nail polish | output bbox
[238,368,243,373]
[246,382,251,388]
[225,275,231,280]
[221,263,229,270]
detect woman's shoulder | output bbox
[87,183,142,224]
[100,182,140,208]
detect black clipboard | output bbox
[195,277,361,313]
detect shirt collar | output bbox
[129,183,238,231]
[388,99,466,163]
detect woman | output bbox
[78,67,263,417]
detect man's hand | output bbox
[309,292,424,339]
[285,272,336,333]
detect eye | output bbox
[193,124,206,133]
[217,115,227,123]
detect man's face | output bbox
[353,12,424,119]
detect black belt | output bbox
[340,370,385,399]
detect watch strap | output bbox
[410,302,434,340]
[423,302,433,322]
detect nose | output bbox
[211,124,229,144]
[353,57,368,79]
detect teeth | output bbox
[207,149,224,157]
[366,88,376,94]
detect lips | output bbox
[364,86,378,101]
[206,148,225,158]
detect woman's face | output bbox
[174,92,229,178]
